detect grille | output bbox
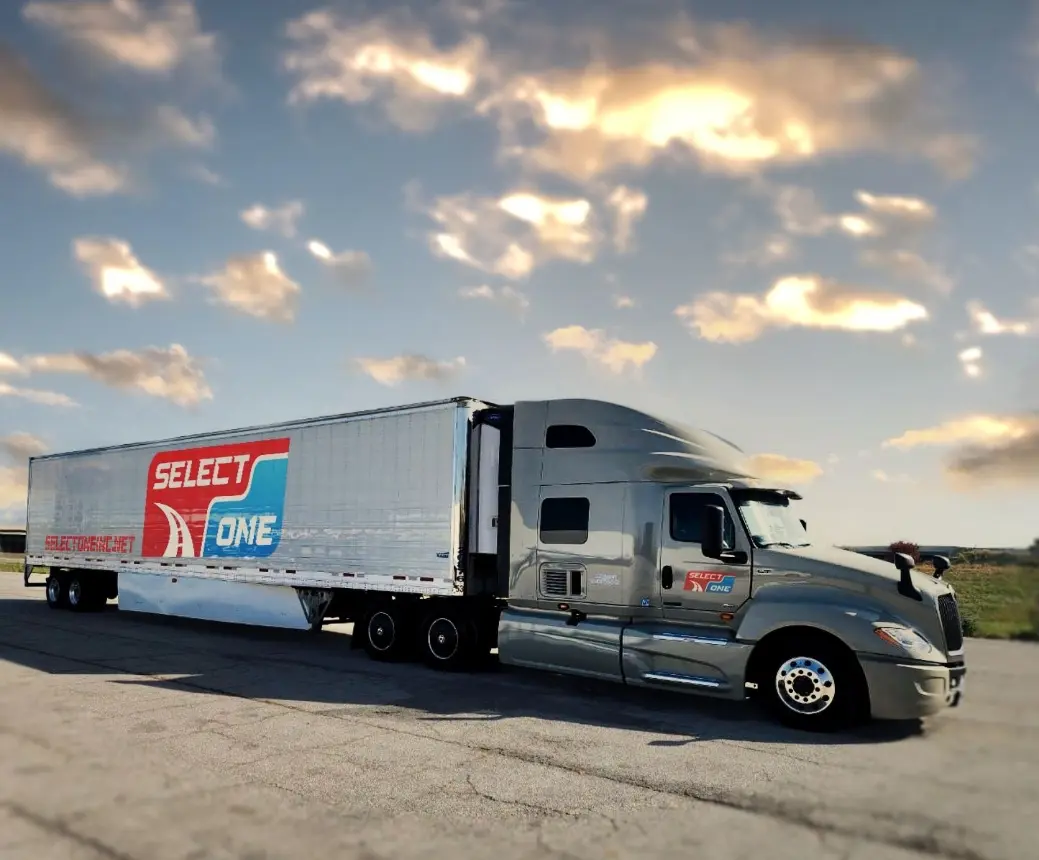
[937,593,964,652]
[542,570,569,597]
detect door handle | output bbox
[661,565,673,589]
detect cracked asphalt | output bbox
[1,575,1037,860]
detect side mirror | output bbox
[799,519,807,532]
[932,555,950,580]
[893,551,922,601]
[701,505,725,560]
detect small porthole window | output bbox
[545,424,596,449]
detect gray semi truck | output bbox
[23,396,966,732]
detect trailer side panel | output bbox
[27,399,480,596]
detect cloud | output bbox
[423,188,600,279]
[283,8,485,130]
[0,433,48,461]
[23,0,220,78]
[3,344,211,406]
[958,346,983,379]
[73,237,168,306]
[198,252,301,323]
[458,284,530,315]
[775,186,833,235]
[675,274,928,343]
[240,201,305,238]
[723,233,795,268]
[871,469,912,484]
[355,354,466,386]
[855,190,935,224]
[0,45,130,196]
[613,294,637,309]
[0,433,48,514]
[306,241,373,288]
[151,105,216,148]
[0,382,77,407]
[884,413,1039,488]
[543,325,657,373]
[186,163,223,185]
[966,300,1035,336]
[747,453,822,484]
[479,28,973,182]
[858,248,952,294]
[605,185,648,251]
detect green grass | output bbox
[932,562,1039,641]
[4,555,1038,640]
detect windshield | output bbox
[732,490,809,548]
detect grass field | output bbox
[3,555,1037,640]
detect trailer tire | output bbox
[418,609,476,670]
[362,606,409,661]
[758,635,869,733]
[45,574,68,610]
[67,575,106,613]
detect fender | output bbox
[734,583,925,660]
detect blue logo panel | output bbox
[202,457,289,558]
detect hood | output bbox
[756,543,948,597]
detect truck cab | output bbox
[494,398,966,731]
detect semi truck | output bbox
[23,396,966,732]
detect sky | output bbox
[1,0,1039,548]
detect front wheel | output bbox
[761,642,869,732]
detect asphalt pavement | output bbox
[1,574,1037,860]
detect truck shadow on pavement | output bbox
[0,599,929,747]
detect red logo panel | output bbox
[142,438,290,558]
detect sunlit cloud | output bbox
[423,188,600,279]
[198,252,301,323]
[605,185,648,251]
[958,346,983,379]
[355,353,466,385]
[73,237,168,306]
[966,300,1034,336]
[747,453,822,484]
[884,413,1039,488]
[3,344,210,406]
[458,284,530,315]
[23,0,221,79]
[675,274,928,343]
[307,240,373,288]
[240,201,305,238]
[543,325,657,373]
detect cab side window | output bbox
[539,497,590,545]
[669,493,735,548]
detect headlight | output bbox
[874,626,934,655]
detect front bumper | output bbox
[859,655,966,720]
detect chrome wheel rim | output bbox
[775,656,835,715]
[367,611,395,652]
[68,580,82,606]
[427,617,460,661]
[47,578,61,603]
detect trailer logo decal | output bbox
[683,570,736,594]
[142,438,291,559]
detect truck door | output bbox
[658,488,751,621]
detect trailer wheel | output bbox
[45,574,68,610]
[362,607,408,661]
[418,610,476,670]
[759,636,869,733]
[67,575,106,613]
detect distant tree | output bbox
[889,540,921,564]
[1030,538,1039,559]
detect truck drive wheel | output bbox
[418,610,476,670]
[362,606,409,661]
[45,574,67,609]
[761,640,869,733]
